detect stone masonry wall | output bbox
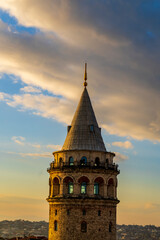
[49,199,117,240]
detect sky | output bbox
[0,0,160,226]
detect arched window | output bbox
[81,182,87,194]
[68,182,73,194]
[107,178,115,199]
[109,222,112,232]
[94,182,99,195]
[80,156,87,166]
[63,177,74,195]
[49,178,51,196]
[81,221,87,233]
[54,220,58,231]
[53,177,60,196]
[98,210,101,216]
[69,156,74,166]
[95,157,100,167]
[55,209,57,216]
[94,177,104,196]
[59,157,63,165]
[78,176,89,194]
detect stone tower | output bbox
[47,64,120,240]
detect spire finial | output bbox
[83,62,88,87]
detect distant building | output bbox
[47,64,120,240]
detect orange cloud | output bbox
[112,141,133,149]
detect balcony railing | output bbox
[47,162,119,172]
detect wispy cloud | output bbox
[7,151,52,158]
[112,141,133,149]
[114,152,128,162]
[2,93,73,124]
[11,136,25,145]
[47,144,62,150]
[20,86,41,93]
[19,152,52,158]
[11,136,61,151]
[145,202,160,210]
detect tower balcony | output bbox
[47,161,119,173]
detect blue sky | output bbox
[0,1,160,225]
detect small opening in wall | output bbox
[98,210,101,216]
[67,209,70,215]
[82,209,86,216]
[54,220,58,231]
[109,222,112,232]
[90,125,94,132]
[109,210,112,216]
[81,221,87,233]
[55,209,57,216]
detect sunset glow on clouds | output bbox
[0,0,160,225]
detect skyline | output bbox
[0,1,160,226]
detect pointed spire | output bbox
[62,87,106,152]
[83,62,88,87]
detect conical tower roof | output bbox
[62,87,106,152]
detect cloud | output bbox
[1,92,73,124]
[10,135,61,152]
[145,202,160,210]
[31,144,41,148]
[112,141,133,149]
[114,152,128,162]
[19,152,52,158]
[47,145,62,150]
[0,2,160,143]
[11,136,25,145]
[20,86,41,93]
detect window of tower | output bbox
[80,156,87,166]
[98,210,101,216]
[69,156,74,166]
[94,177,104,196]
[94,182,99,195]
[68,182,73,194]
[63,176,74,195]
[90,125,94,132]
[81,221,87,233]
[109,222,112,232]
[67,209,70,215]
[55,209,57,216]
[107,178,115,199]
[78,176,89,194]
[82,209,86,215]
[81,182,87,194]
[53,177,60,196]
[49,178,51,196]
[54,220,58,231]
[95,157,100,167]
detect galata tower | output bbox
[47,64,120,240]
